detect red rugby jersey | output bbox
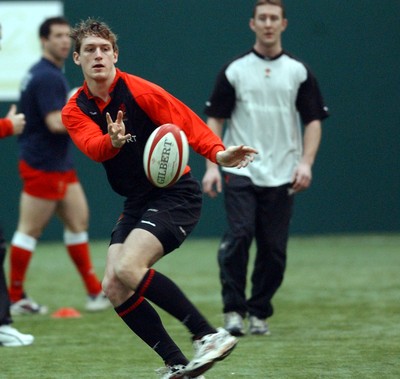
[62,69,225,196]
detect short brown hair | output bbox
[70,18,118,54]
[253,0,286,18]
[39,17,69,39]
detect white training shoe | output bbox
[85,292,111,312]
[10,297,48,316]
[0,325,34,347]
[223,311,245,336]
[156,364,205,379]
[156,364,186,379]
[185,328,238,377]
[248,315,271,335]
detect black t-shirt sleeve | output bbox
[296,68,329,125]
[204,66,236,119]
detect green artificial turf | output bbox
[2,234,399,378]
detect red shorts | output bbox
[19,160,79,200]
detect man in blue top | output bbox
[8,17,109,315]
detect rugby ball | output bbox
[143,123,189,188]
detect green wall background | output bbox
[1,0,399,241]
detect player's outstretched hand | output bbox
[107,111,132,148]
[216,145,258,168]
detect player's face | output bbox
[73,36,118,82]
[250,4,287,51]
[43,24,71,62]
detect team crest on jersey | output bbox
[118,103,136,143]
[118,103,128,122]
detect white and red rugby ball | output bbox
[143,123,189,188]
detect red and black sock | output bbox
[115,294,187,366]
[137,269,217,340]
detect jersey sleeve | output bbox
[62,93,120,162]
[204,65,236,119]
[0,118,13,139]
[296,69,329,125]
[126,75,225,163]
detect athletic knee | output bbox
[101,275,114,299]
[17,226,42,240]
[114,261,143,290]
[64,219,89,234]
[102,274,125,304]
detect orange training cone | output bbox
[51,307,82,318]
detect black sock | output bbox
[137,269,217,339]
[115,294,188,366]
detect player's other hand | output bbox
[216,145,258,168]
[7,104,25,135]
[291,162,312,193]
[202,164,222,198]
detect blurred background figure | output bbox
[0,105,34,346]
[8,17,110,315]
[0,24,34,345]
[202,0,329,336]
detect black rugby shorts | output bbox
[110,173,202,254]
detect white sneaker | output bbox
[248,316,270,335]
[156,364,205,379]
[156,364,187,379]
[185,328,238,377]
[85,293,111,312]
[10,297,48,316]
[223,312,245,336]
[0,325,34,347]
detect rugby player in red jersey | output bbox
[62,18,257,379]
